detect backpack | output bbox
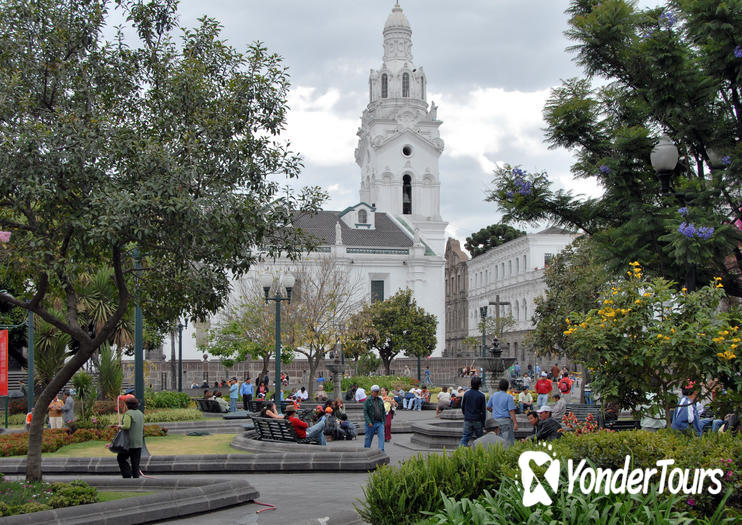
[340,420,357,439]
[558,378,570,393]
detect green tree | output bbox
[358,289,437,375]
[529,237,612,357]
[487,1,742,295]
[96,343,123,401]
[465,223,526,258]
[563,262,741,423]
[0,0,323,480]
[203,281,285,386]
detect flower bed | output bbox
[0,476,97,517]
[0,425,168,457]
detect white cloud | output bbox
[433,87,553,174]
[285,87,360,167]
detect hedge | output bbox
[0,425,168,457]
[357,430,741,525]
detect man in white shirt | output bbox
[518,389,533,414]
[355,386,367,402]
[297,386,309,401]
[436,388,451,417]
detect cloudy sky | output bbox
[169,0,618,242]
[145,0,659,359]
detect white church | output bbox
[204,4,448,352]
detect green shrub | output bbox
[148,391,191,409]
[416,480,711,525]
[357,443,523,525]
[16,502,52,514]
[0,501,8,516]
[337,375,417,395]
[49,482,97,508]
[358,431,742,525]
[93,407,202,426]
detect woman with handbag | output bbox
[117,395,144,478]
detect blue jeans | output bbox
[711,419,725,432]
[584,391,593,405]
[459,420,484,447]
[495,418,514,446]
[519,403,532,415]
[229,398,237,412]
[537,394,549,409]
[306,417,327,446]
[364,421,385,451]
[413,398,423,411]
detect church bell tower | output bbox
[355,3,448,255]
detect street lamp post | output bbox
[650,135,698,290]
[177,318,188,392]
[479,305,488,389]
[261,273,294,413]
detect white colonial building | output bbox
[466,228,579,365]
[202,4,447,353]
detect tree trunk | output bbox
[26,343,94,481]
[381,355,392,376]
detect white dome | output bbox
[384,4,410,31]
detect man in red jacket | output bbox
[285,405,327,445]
[535,372,552,409]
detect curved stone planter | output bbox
[408,416,534,450]
[0,478,258,525]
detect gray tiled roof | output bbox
[294,211,413,248]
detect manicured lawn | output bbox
[46,433,249,457]
[97,490,157,502]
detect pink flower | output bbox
[0,231,10,243]
[687,498,695,506]
[726,471,733,480]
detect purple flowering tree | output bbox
[487,0,742,296]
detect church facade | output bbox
[202,4,447,353]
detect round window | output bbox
[402,145,413,157]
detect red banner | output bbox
[0,330,7,396]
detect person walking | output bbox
[228,378,239,412]
[240,378,253,411]
[61,390,76,432]
[551,363,561,381]
[486,379,519,446]
[459,376,486,447]
[47,393,64,429]
[363,385,386,452]
[117,396,145,478]
[535,372,552,409]
[423,366,432,386]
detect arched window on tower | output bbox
[421,77,426,100]
[402,174,412,214]
[402,73,410,98]
[381,74,388,98]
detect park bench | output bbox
[247,399,265,413]
[604,419,641,431]
[194,398,226,413]
[249,416,321,444]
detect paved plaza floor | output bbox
[11,409,446,524]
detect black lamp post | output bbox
[261,272,294,413]
[650,135,697,290]
[479,305,488,388]
[177,318,188,392]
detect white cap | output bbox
[370,384,380,392]
[537,405,552,413]
[541,371,548,377]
